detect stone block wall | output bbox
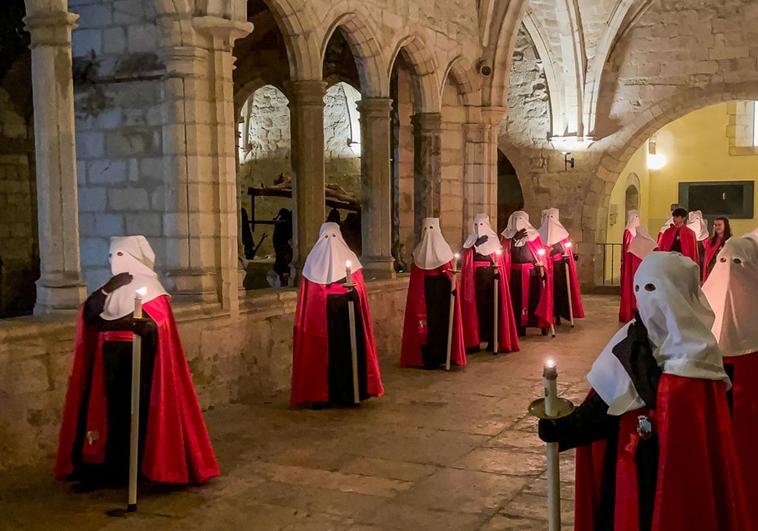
[0,276,409,471]
[70,0,166,291]
[0,87,36,317]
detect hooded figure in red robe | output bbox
[401,218,465,369]
[619,226,657,323]
[539,208,585,324]
[703,235,758,528]
[687,210,709,271]
[459,213,519,353]
[657,207,699,264]
[619,211,641,322]
[540,252,748,531]
[55,236,220,490]
[501,211,554,336]
[291,222,383,406]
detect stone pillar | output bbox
[194,16,253,312]
[158,44,221,303]
[411,112,442,243]
[24,2,87,314]
[288,80,326,272]
[463,106,505,237]
[358,98,395,279]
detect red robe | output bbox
[501,236,554,329]
[549,237,585,319]
[459,247,519,353]
[574,375,749,531]
[55,295,220,484]
[702,236,724,283]
[619,229,636,322]
[657,225,699,265]
[400,262,466,368]
[290,270,383,405]
[724,353,758,529]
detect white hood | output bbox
[463,213,502,256]
[703,236,758,357]
[625,210,641,237]
[628,226,658,260]
[413,217,455,270]
[501,211,540,247]
[302,222,362,285]
[539,208,570,247]
[588,252,729,415]
[687,210,709,242]
[101,235,168,321]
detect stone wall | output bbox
[0,276,409,470]
[70,0,166,291]
[0,87,36,317]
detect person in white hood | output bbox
[703,235,758,527]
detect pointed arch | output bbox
[388,34,441,113]
[442,55,481,107]
[319,12,388,97]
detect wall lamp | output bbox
[550,136,593,171]
[562,152,575,170]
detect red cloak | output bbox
[702,236,724,283]
[400,262,466,368]
[549,237,585,319]
[501,236,554,329]
[619,253,643,323]
[657,225,699,264]
[459,247,519,353]
[290,270,384,405]
[55,295,220,484]
[724,353,758,529]
[614,375,748,531]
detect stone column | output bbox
[194,16,253,312]
[288,80,326,272]
[158,44,221,303]
[24,2,86,314]
[357,98,395,278]
[411,112,442,243]
[463,106,505,237]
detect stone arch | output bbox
[442,55,481,107]
[520,13,561,135]
[388,34,440,113]
[319,12,388,98]
[589,82,758,283]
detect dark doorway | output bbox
[497,149,524,230]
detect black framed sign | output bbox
[679,180,755,219]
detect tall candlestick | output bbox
[453,252,460,271]
[492,250,502,354]
[128,287,147,512]
[345,260,353,285]
[445,255,460,371]
[562,243,575,328]
[344,260,359,403]
[543,359,560,531]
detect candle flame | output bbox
[345,260,352,268]
[546,358,556,368]
[136,287,147,297]
[537,248,546,256]
[565,241,573,248]
[495,249,503,256]
[454,252,460,259]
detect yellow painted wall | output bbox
[607,102,758,244]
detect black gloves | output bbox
[475,235,489,247]
[345,287,360,303]
[515,228,528,241]
[101,272,133,294]
[131,317,156,337]
[537,392,617,450]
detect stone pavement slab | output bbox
[0,295,621,530]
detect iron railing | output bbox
[596,243,623,286]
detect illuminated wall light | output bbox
[647,137,667,171]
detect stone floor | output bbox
[0,295,621,531]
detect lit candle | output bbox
[537,248,546,266]
[134,287,147,319]
[543,358,560,530]
[345,260,353,284]
[453,252,460,271]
